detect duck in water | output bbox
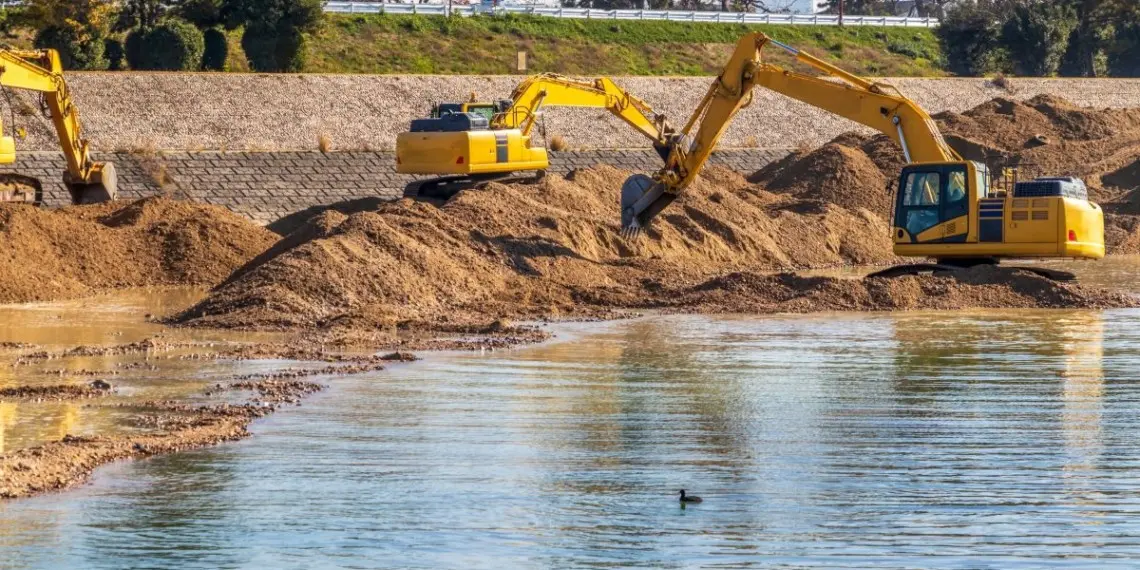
[679,489,702,503]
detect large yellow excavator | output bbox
[397,34,1104,270]
[0,49,116,204]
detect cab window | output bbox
[901,171,941,236]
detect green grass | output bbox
[305,13,944,77]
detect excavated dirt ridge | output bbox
[173,159,1136,333]
[0,197,278,303]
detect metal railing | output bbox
[323,2,940,27]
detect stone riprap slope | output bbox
[6,74,1140,152]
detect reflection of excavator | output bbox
[0,49,116,204]
[396,73,673,198]
[619,32,1104,268]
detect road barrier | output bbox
[323,2,940,27]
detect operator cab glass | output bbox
[896,164,970,242]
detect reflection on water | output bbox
[5,309,1140,568]
[0,288,283,453]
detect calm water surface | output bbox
[5,303,1140,567]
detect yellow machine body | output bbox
[889,161,1104,261]
[396,129,548,176]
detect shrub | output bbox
[126,18,205,71]
[34,24,106,70]
[104,37,125,71]
[202,27,228,70]
[241,21,306,72]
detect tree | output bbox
[115,0,167,32]
[24,0,114,69]
[937,0,1008,75]
[1000,1,1076,76]
[222,0,322,72]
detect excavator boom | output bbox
[0,49,115,204]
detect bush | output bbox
[241,21,307,72]
[126,18,206,71]
[34,24,106,70]
[1000,2,1076,77]
[201,27,228,70]
[104,37,125,71]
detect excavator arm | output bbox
[621,32,959,232]
[494,73,672,148]
[0,49,116,204]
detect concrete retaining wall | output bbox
[8,148,788,225]
[8,74,1140,153]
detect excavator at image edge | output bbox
[0,48,115,205]
[397,33,1104,280]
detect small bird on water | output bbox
[679,489,702,503]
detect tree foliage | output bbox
[223,0,322,72]
[125,17,205,71]
[1000,1,1076,76]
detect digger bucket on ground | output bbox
[66,162,118,205]
[620,173,675,238]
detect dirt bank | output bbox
[0,197,277,303]
[172,164,901,330]
[171,157,1137,334]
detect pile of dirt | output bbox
[753,142,892,217]
[173,165,896,330]
[171,165,1136,332]
[0,197,278,303]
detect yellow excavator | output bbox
[397,34,1104,271]
[396,73,673,198]
[0,49,115,204]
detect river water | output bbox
[4,261,1140,568]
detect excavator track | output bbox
[404,170,546,201]
[0,174,42,205]
[866,262,1076,282]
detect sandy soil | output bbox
[0,197,278,303]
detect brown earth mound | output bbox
[172,165,1136,332]
[174,165,898,330]
[0,197,278,303]
[756,143,891,217]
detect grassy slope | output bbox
[306,13,944,77]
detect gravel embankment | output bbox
[6,73,1140,152]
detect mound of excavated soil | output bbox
[756,95,1140,252]
[756,143,892,217]
[0,198,277,303]
[172,165,1136,332]
[173,166,897,329]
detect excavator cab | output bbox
[892,161,1104,262]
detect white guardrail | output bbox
[323,2,940,27]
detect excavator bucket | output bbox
[620,173,675,237]
[66,162,117,205]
